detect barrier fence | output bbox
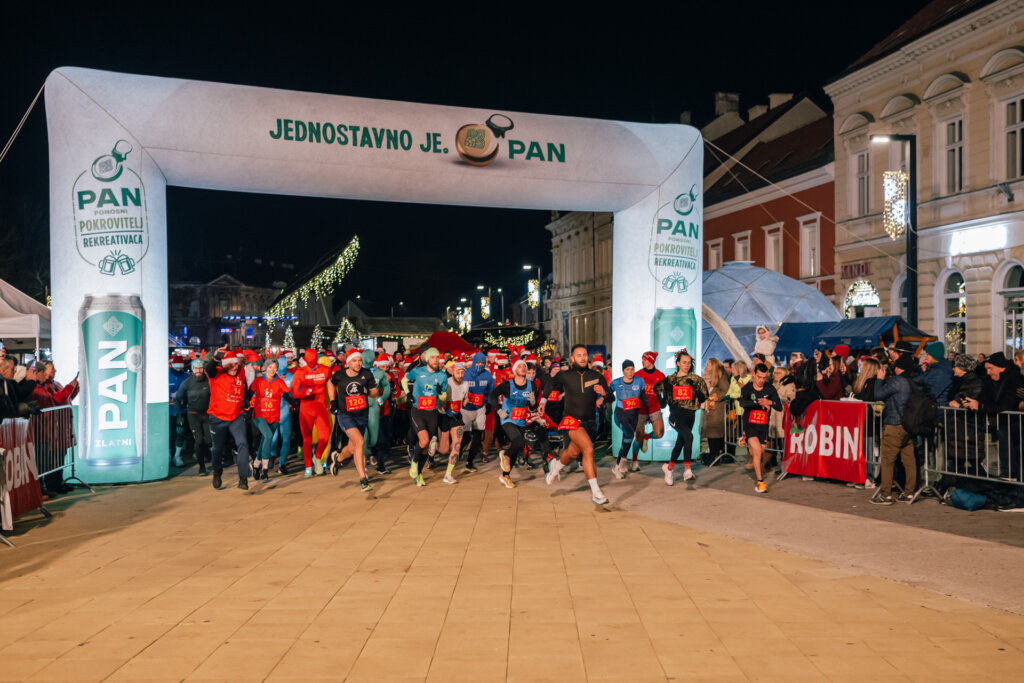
[30,405,90,490]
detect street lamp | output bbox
[523,264,543,332]
[497,288,504,323]
[871,133,917,327]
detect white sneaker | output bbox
[443,472,457,485]
[546,462,562,485]
[313,458,324,476]
[612,463,624,480]
[173,454,185,467]
[629,461,640,472]
[428,436,438,457]
[682,468,695,481]
[662,463,674,486]
[592,492,609,505]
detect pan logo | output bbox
[72,139,149,276]
[455,114,514,166]
[649,185,701,293]
[674,186,699,216]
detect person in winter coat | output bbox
[946,353,985,475]
[175,359,212,474]
[871,354,916,504]
[701,358,731,463]
[769,365,796,445]
[753,325,778,366]
[970,352,1024,480]
[916,341,953,406]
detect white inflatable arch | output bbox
[45,67,703,483]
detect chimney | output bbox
[714,92,740,116]
[679,111,692,125]
[769,93,793,109]
[747,104,768,120]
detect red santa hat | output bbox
[512,358,528,374]
[243,349,260,364]
[170,355,185,368]
[221,350,241,366]
[346,348,363,364]
[496,353,509,365]
[374,353,392,367]
[525,354,538,365]
[592,354,605,367]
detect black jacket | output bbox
[978,365,1024,415]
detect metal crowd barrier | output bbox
[30,405,92,492]
[931,407,1023,487]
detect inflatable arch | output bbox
[45,67,703,483]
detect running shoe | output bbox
[464,464,478,473]
[896,492,914,504]
[277,464,288,475]
[369,455,377,467]
[415,475,427,487]
[360,478,372,492]
[428,436,438,457]
[612,463,624,480]
[870,493,894,505]
[376,466,390,476]
[592,493,609,505]
[754,480,768,494]
[330,456,340,477]
[499,451,510,473]
[237,478,248,491]
[482,455,490,463]
[630,460,640,472]
[662,463,674,486]
[682,468,695,482]
[304,468,313,478]
[409,463,419,480]
[498,474,516,489]
[640,434,648,453]
[313,459,324,476]
[443,472,457,485]
[545,463,561,485]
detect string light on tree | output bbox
[310,324,325,351]
[283,325,295,350]
[264,236,360,329]
[333,317,359,346]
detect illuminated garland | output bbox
[265,236,360,329]
[310,324,325,351]
[480,330,539,348]
[333,317,360,346]
[283,325,295,350]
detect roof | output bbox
[705,116,834,205]
[702,97,801,176]
[830,0,995,82]
[814,316,936,348]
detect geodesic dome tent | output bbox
[702,262,841,363]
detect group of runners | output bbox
[171,341,782,504]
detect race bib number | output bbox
[748,409,769,425]
[621,397,641,411]
[672,385,693,401]
[448,400,462,413]
[547,391,562,401]
[558,416,581,431]
[345,395,367,412]
[417,396,437,410]
[510,406,528,421]
[467,392,484,407]
[259,398,276,414]
[644,385,656,396]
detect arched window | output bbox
[942,272,966,353]
[891,274,908,319]
[844,281,880,318]
[1003,264,1024,353]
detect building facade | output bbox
[825,0,1024,354]
[169,274,280,348]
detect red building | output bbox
[704,108,836,301]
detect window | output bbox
[733,232,751,262]
[944,118,964,194]
[798,214,820,278]
[942,272,967,353]
[707,239,723,270]
[1008,97,1024,179]
[1003,265,1024,353]
[762,224,783,272]
[856,151,870,215]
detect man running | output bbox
[632,351,666,469]
[738,362,782,493]
[461,351,494,473]
[490,357,538,489]
[327,348,378,492]
[608,359,646,479]
[205,347,252,490]
[174,359,211,475]
[291,348,333,477]
[249,358,291,481]
[440,361,469,484]
[402,347,448,486]
[542,344,610,505]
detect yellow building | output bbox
[825,0,1024,354]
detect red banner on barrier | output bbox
[782,401,866,483]
[1,419,42,531]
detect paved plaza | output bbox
[2,456,1024,682]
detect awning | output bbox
[774,322,837,359]
[814,316,936,351]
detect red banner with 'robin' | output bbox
[782,400,866,484]
[1,418,42,531]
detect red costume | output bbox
[290,349,332,468]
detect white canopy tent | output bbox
[0,278,51,354]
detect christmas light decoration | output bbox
[283,325,294,350]
[528,279,540,309]
[480,296,490,320]
[883,171,908,240]
[844,280,880,318]
[333,317,360,346]
[310,324,325,351]
[265,236,360,328]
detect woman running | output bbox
[660,350,708,486]
[249,358,291,481]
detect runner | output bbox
[204,347,252,490]
[440,361,469,484]
[360,349,391,474]
[372,353,395,475]
[738,362,782,493]
[661,350,709,486]
[290,348,333,477]
[327,348,378,492]
[490,357,538,489]
[608,359,646,480]
[632,351,666,469]
[541,344,611,505]
[461,351,494,473]
[249,358,291,481]
[174,359,211,475]
[270,351,295,474]
[402,347,448,486]
[168,355,190,467]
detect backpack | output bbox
[901,383,938,437]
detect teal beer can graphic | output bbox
[650,307,698,455]
[78,294,145,467]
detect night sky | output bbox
[0,4,923,316]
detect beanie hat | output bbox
[924,341,945,361]
[894,354,916,372]
[954,353,978,373]
[423,347,441,361]
[986,352,1009,369]
[190,359,203,370]
[622,359,634,370]
[642,351,658,366]
[894,340,915,354]
[832,344,850,360]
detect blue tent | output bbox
[813,316,935,350]
[773,322,837,359]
